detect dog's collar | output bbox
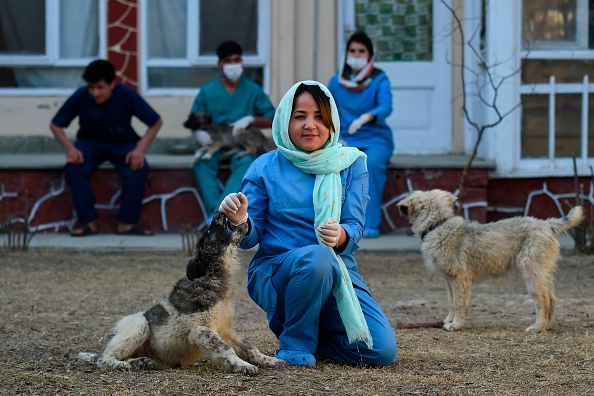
[420,219,448,241]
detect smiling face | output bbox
[288,91,331,152]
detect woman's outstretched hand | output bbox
[219,192,249,226]
[317,218,342,247]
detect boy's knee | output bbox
[64,162,91,178]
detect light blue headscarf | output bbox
[272,80,372,348]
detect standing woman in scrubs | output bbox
[328,32,394,238]
[218,81,397,367]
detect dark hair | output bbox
[346,32,374,58]
[293,84,335,133]
[82,59,116,84]
[341,32,375,80]
[216,40,243,60]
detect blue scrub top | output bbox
[240,150,371,302]
[328,71,394,151]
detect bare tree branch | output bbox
[441,0,522,207]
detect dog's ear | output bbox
[448,193,458,208]
[397,199,410,217]
[183,113,200,130]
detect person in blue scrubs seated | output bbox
[328,32,394,238]
[50,59,163,237]
[189,40,275,228]
[218,81,397,367]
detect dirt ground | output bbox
[0,247,592,396]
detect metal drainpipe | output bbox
[313,0,318,81]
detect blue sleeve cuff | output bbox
[337,223,360,255]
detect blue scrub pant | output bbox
[64,139,148,224]
[269,245,397,366]
[360,145,392,234]
[192,149,258,216]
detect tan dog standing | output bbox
[397,189,584,332]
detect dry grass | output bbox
[0,249,592,395]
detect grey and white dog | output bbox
[78,212,285,373]
[183,111,273,162]
[397,189,584,333]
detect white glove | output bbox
[348,113,374,135]
[317,218,342,247]
[193,129,212,146]
[230,115,254,137]
[219,192,249,226]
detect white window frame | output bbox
[0,0,106,96]
[487,0,594,177]
[523,0,589,52]
[139,0,271,96]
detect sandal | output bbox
[116,224,153,236]
[275,349,316,366]
[70,224,97,237]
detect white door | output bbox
[339,0,452,154]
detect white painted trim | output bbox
[139,0,148,94]
[522,50,594,60]
[188,1,199,60]
[485,0,522,174]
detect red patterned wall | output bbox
[107,0,139,90]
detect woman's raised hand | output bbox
[219,192,249,226]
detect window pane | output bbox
[148,67,263,89]
[521,93,594,158]
[59,0,99,59]
[147,0,187,59]
[522,0,593,49]
[355,0,432,61]
[199,0,258,56]
[522,59,594,84]
[0,67,84,88]
[0,0,45,55]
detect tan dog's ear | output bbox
[397,197,412,217]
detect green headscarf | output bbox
[272,80,372,348]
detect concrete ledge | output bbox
[25,231,576,252]
[390,155,495,169]
[0,153,196,169]
[1,153,495,170]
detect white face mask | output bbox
[346,56,368,72]
[223,63,243,82]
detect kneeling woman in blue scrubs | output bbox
[218,81,397,367]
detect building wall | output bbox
[0,0,340,142]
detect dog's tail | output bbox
[77,352,99,363]
[548,206,584,236]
